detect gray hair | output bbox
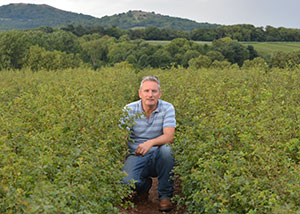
[139,75,161,91]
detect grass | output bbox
[242,42,300,55]
[146,40,300,56]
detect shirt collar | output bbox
[138,99,161,113]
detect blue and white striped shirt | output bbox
[124,99,176,154]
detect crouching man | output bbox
[122,76,176,212]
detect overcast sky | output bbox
[1,0,299,29]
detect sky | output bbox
[1,0,300,29]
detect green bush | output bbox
[2,66,300,213]
[0,68,138,213]
[23,46,82,71]
[140,68,300,213]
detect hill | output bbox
[97,10,219,31]
[0,3,101,30]
[0,3,219,31]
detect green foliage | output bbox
[23,46,82,71]
[0,68,138,213]
[182,50,201,67]
[242,57,269,72]
[210,60,231,69]
[0,28,299,71]
[212,37,250,66]
[97,10,219,31]
[140,68,300,213]
[0,3,104,31]
[2,65,300,213]
[270,51,300,69]
[206,50,224,62]
[80,36,115,69]
[188,55,212,69]
[27,30,82,54]
[0,30,31,70]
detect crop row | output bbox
[145,67,300,213]
[0,66,138,213]
[1,65,300,213]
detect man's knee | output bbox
[157,144,173,160]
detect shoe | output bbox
[159,199,173,212]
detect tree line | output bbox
[62,24,300,42]
[0,28,300,72]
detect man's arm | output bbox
[135,127,175,156]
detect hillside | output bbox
[0,3,101,30]
[98,10,219,31]
[0,3,219,31]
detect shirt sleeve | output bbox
[163,104,176,128]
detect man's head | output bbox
[139,76,162,109]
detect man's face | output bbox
[139,80,162,109]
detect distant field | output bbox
[242,42,300,55]
[147,40,212,45]
[147,40,300,55]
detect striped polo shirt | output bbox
[124,99,176,154]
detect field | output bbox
[242,41,300,55]
[1,65,300,213]
[148,40,300,55]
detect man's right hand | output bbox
[135,141,154,156]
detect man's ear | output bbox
[159,90,162,98]
[139,90,142,98]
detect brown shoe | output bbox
[159,199,173,212]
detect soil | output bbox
[120,177,186,214]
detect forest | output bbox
[62,24,300,42]
[1,26,300,72]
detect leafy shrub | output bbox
[24,46,82,71]
[140,68,300,213]
[0,68,138,213]
[242,57,269,72]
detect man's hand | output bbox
[135,141,153,156]
[135,127,175,156]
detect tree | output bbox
[206,50,224,62]
[24,45,81,71]
[144,26,163,40]
[182,50,201,67]
[265,26,281,41]
[212,37,250,66]
[149,49,172,68]
[188,55,211,69]
[270,51,288,68]
[28,29,81,54]
[165,38,194,66]
[0,30,31,70]
[107,40,137,64]
[80,36,115,69]
[242,57,269,72]
[247,45,259,60]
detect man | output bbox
[122,75,176,212]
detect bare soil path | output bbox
[120,177,186,214]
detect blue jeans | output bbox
[122,144,175,200]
